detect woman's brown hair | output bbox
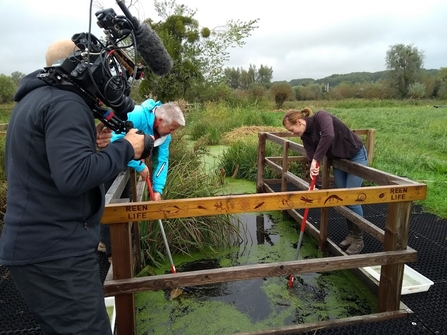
[282,108,313,126]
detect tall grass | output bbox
[187,102,280,144]
[138,132,245,268]
[218,138,306,181]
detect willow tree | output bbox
[139,0,258,101]
[385,44,424,98]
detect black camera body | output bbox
[37,3,144,134]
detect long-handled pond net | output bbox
[288,170,318,288]
[145,176,189,299]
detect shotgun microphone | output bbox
[134,23,173,76]
[114,1,173,76]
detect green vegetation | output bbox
[138,0,259,102]
[106,306,114,322]
[137,129,245,268]
[386,44,424,98]
[187,102,281,144]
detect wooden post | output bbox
[377,201,412,312]
[366,129,376,166]
[110,204,136,334]
[257,133,267,193]
[256,214,265,244]
[281,141,289,192]
[129,170,142,272]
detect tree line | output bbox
[223,44,447,107]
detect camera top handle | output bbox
[115,0,140,29]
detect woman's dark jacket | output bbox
[301,110,363,162]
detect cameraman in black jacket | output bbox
[0,39,146,334]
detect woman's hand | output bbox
[310,159,320,176]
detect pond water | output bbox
[135,211,377,335]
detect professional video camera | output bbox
[37,0,172,158]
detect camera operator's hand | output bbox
[124,129,153,160]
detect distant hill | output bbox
[286,69,439,87]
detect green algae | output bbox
[135,210,378,334]
[216,177,256,195]
[106,306,114,322]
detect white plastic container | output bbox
[105,296,116,333]
[363,264,434,295]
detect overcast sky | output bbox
[1,0,446,82]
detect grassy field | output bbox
[327,106,446,217]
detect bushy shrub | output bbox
[270,82,294,108]
[408,82,426,99]
[0,75,16,104]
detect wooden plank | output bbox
[283,207,416,258]
[332,159,419,186]
[105,169,130,205]
[103,249,417,295]
[333,205,385,243]
[265,158,282,174]
[264,132,289,146]
[109,220,136,335]
[352,129,370,135]
[267,156,307,163]
[283,171,314,190]
[264,133,306,156]
[135,179,146,202]
[268,132,298,138]
[232,309,411,334]
[256,133,266,193]
[281,141,289,192]
[101,185,426,223]
[103,173,136,335]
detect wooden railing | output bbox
[101,129,426,334]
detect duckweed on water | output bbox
[135,211,377,334]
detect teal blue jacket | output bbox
[112,99,171,194]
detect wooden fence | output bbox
[101,129,426,334]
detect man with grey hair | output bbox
[99,99,185,257]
